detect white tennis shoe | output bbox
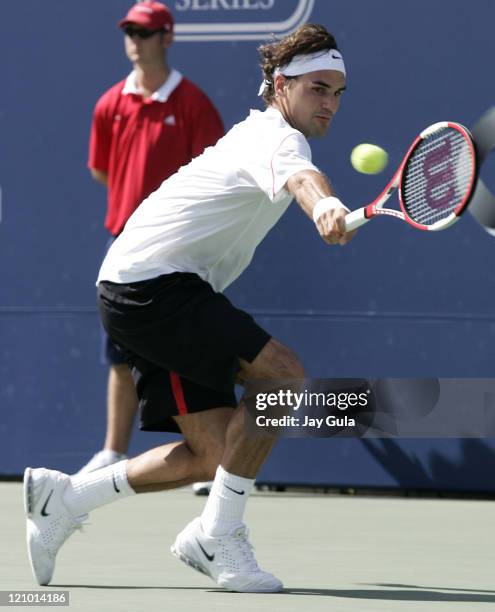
[75,449,127,475]
[24,467,86,585]
[171,517,283,593]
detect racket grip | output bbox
[344,208,369,232]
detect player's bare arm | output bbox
[90,168,109,187]
[286,168,356,245]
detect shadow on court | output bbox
[52,584,495,602]
[372,583,495,595]
[283,587,495,603]
[52,585,207,590]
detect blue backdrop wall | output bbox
[1,0,495,489]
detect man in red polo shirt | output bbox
[80,1,224,478]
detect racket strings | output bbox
[401,128,474,226]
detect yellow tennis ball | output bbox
[351,143,388,174]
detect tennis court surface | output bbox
[1,482,494,611]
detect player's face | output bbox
[124,27,172,65]
[276,70,346,138]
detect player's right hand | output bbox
[316,207,357,245]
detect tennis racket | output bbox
[344,122,478,232]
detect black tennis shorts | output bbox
[97,273,271,433]
[100,236,128,367]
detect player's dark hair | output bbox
[258,24,339,106]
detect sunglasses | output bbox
[123,26,163,39]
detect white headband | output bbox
[258,49,346,96]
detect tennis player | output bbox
[24,23,354,593]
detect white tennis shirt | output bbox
[97,106,319,292]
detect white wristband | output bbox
[312,196,350,223]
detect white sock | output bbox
[63,459,135,516]
[200,465,254,536]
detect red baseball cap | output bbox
[119,2,174,32]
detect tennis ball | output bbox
[351,143,388,174]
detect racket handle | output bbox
[344,208,369,232]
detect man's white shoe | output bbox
[75,450,127,475]
[24,467,86,585]
[171,517,283,593]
